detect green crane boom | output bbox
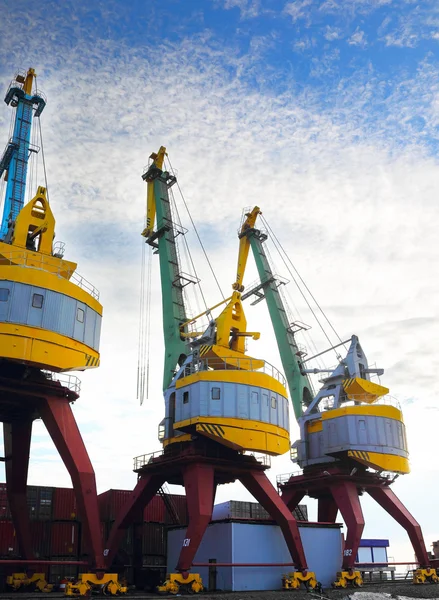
[245,228,313,420]
[142,149,188,390]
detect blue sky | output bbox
[1,0,439,564]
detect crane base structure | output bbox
[278,465,432,587]
[0,363,106,574]
[104,439,317,594]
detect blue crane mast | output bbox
[0,68,45,240]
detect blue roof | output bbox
[360,539,389,547]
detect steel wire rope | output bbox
[263,241,321,391]
[166,156,225,302]
[28,100,37,203]
[144,243,153,401]
[137,233,153,404]
[261,214,346,353]
[137,236,146,403]
[260,215,343,359]
[165,156,215,335]
[35,77,49,202]
[167,183,199,321]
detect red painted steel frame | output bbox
[279,467,430,570]
[105,442,308,577]
[0,371,105,571]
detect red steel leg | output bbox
[39,396,104,570]
[240,470,308,571]
[318,496,339,522]
[281,488,305,514]
[176,464,215,574]
[368,486,430,567]
[3,421,33,558]
[105,473,165,569]
[330,481,364,569]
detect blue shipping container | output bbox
[167,521,342,590]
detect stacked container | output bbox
[98,489,188,591]
[212,500,308,522]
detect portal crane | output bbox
[104,149,318,594]
[238,207,435,587]
[0,69,126,595]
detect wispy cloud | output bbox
[0,0,438,560]
[348,27,367,46]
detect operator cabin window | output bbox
[183,391,189,404]
[76,308,85,323]
[0,288,9,302]
[32,294,44,309]
[211,387,221,400]
[271,396,277,409]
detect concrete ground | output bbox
[6,581,439,599]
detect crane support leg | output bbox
[176,464,215,573]
[39,395,104,570]
[3,420,33,558]
[240,470,308,572]
[330,481,364,570]
[318,496,338,522]
[105,473,165,568]
[367,486,430,568]
[281,489,305,514]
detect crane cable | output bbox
[137,235,153,404]
[260,214,347,358]
[34,76,49,202]
[166,170,207,317]
[166,156,225,301]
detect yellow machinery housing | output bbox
[65,573,127,596]
[332,571,363,589]
[0,187,102,372]
[282,571,318,590]
[157,572,203,595]
[6,572,53,593]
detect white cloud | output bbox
[0,0,438,565]
[324,26,342,41]
[283,0,313,24]
[222,0,261,18]
[348,27,367,46]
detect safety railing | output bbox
[42,371,81,394]
[342,394,401,409]
[245,452,271,468]
[0,251,100,300]
[133,449,164,470]
[184,356,286,387]
[276,470,302,487]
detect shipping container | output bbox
[168,521,342,590]
[141,523,166,556]
[144,495,165,523]
[0,520,17,555]
[27,486,54,520]
[98,490,142,522]
[79,522,106,557]
[30,521,52,558]
[102,522,133,555]
[51,522,79,556]
[164,494,188,525]
[212,500,308,522]
[0,484,55,521]
[53,488,78,520]
[0,485,11,520]
[98,489,187,524]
